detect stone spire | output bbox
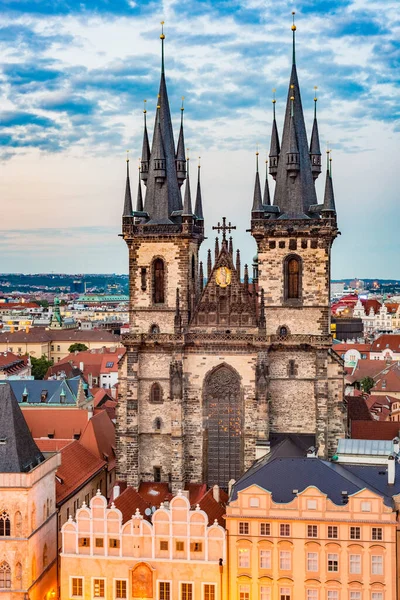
[199,261,204,292]
[140,101,150,185]
[136,164,144,212]
[258,288,266,334]
[215,237,220,261]
[309,87,322,180]
[194,158,204,220]
[272,13,318,218]
[269,90,280,180]
[182,157,193,216]
[122,155,133,217]
[236,249,241,279]
[143,23,183,223]
[263,159,271,206]
[322,151,336,213]
[176,97,187,188]
[252,152,263,212]
[207,249,212,279]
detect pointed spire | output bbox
[291,11,296,65]
[194,157,204,220]
[263,159,271,206]
[215,237,220,261]
[207,249,212,279]
[152,105,166,180]
[252,152,263,212]
[228,236,233,255]
[176,97,187,188]
[183,156,193,216]
[286,89,300,178]
[244,264,249,289]
[123,153,133,217]
[322,150,336,213]
[310,86,322,180]
[236,249,241,279]
[269,89,280,180]
[136,163,143,212]
[140,100,150,184]
[199,262,204,292]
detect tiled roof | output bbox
[332,343,371,353]
[0,328,121,344]
[197,487,228,527]
[372,364,400,392]
[361,299,382,315]
[114,487,152,523]
[138,482,173,506]
[22,407,89,439]
[10,377,81,405]
[371,334,400,352]
[0,302,40,310]
[0,352,27,374]
[55,347,125,380]
[351,420,400,440]
[347,359,389,384]
[35,438,73,452]
[346,395,372,423]
[79,410,116,471]
[45,362,82,380]
[56,440,106,504]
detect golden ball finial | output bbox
[290,84,294,89]
[290,96,295,101]
[291,10,296,31]
[143,99,147,114]
[126,149,130,163]
[160,20,165,39]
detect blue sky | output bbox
[0,0,399,277]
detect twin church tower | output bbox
[117,18,345,492]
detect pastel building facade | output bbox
[226,483,397,600]
[61,491,226,600]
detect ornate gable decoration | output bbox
[190,244,257,329]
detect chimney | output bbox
[393,437,399,455]
[228,478,235,497]
[113,484,120,500]
[88,406,93,420]
[79,361,84,372]
[388,453,396,485]
[212,484,220,503]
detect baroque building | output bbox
[118,19,345,493]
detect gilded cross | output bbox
[212,217,236,242]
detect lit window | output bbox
[279,551,291,570]
[307,591,318,600]
[181,583,193,600]
[238,548,250,568]
[328,554,339,572]
[260,587,271,600]
[307,552,318,571]
[239,522,249,535]
[159,582,170,600]
[260,549,271,569]
[307,525,318,538]
[280,523,290,537]
[349,554,361,574]
[328,526,338,539]
[204,584,216,600]
[240,585,250,600]
[160,541,168,551]
[260,522,271,536]
[371,555,383,575]
[93,579,105,598]
[372,527,383,541]
[115,580,127,599]
[280,587,291,600]
[350,526,361,540]
[71,577,83,598]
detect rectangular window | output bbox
[238,548,250,568]
[160,541,168,551]
[109,538,120,548]
[327,593,338,600]
[176,541,184,552]
[361,502,371,512]
[181,583,193,600]
[307,525,318,538]
[78,537,90,547]
[349,554,361,574]
[371,555,383,575]
[280,587,291,600]
[280,523,291,537]
[260,549,271,569]
[307,591,318,600]
[260,522,271,536]
[115,580,127,599]
[154,466,161,482]
[95,538,104,548]
[371,594,383,600]
[328,554,339,572]
[240,585,250,600]
[350,593,361,600]
[72,578,83,598]
[279,551,291,570]
[239,522,249,535]
[307,552,318,571]
[307,499,317,510]
[260,587,271,600]
[350,527,361,540]
[192,542,202,552]
[328,526,338,539]
[93,579,105,599]
[159,582,171,600]
[250,497,260,507]
[372,527,383,541]
[204,584,216,600]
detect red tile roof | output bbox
[197,487,228,527]
[0,328,121,344]
[0,302,40,310]
[56,440,106,504]
[371,335,400,352]
[346,360,389,384]
[351,420,400,440]
[22,407,89,439]
[138,482,173,506]
[361,299,382,315]
[332,343,371,353]
[0,352,27,374]
[346,395,372,423]
[35,438,73,452]
[79,410,116,471]
[372,363,400,393]
[55,347,125,380]
[113,487,152,523]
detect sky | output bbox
[0,0,399,277]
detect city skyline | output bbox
[0,0,399,276]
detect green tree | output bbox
[361,376,375,394]
[31,355,54,380]
[68,343,89,353]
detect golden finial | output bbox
[160,21,165,40]
[272,88,276,104]
[157,93,160,110]
[143,99,147,114]
[138,157,141,170]
[314,86,318,102]
[181,96,185,112]
[291,11,296,31]
[186,147,190,161]
[126,149,130,163]
[290,84,294,89]
[198,156,201,168]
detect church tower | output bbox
[251,14,344,456]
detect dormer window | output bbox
[40,391,48,403]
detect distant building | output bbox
[331,316,363,341]
[10,375,92,409]
[0,351,31,379]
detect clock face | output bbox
[215,266,232,288]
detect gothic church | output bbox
[117,20,346,493]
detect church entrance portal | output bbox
[203,365,243,488]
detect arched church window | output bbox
[0,511,10,537]
[153,259,165,304]
[285,256,301,300]
[0,562,11,589]
[150,324,160,334]
[150,383,163,404]
[279,326,288,338]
